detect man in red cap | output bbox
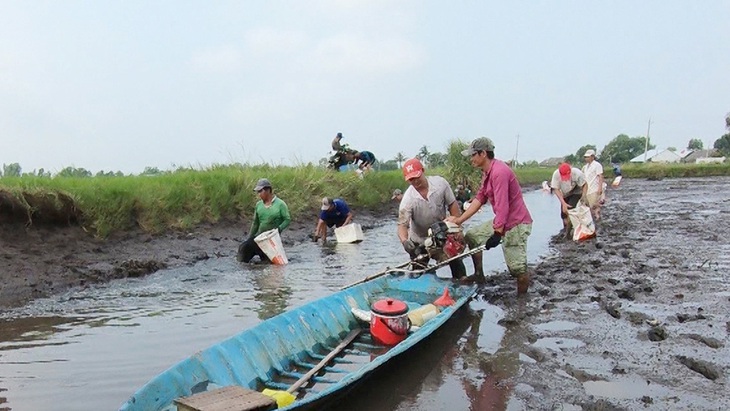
[447,137,533,294]
[550,163,587,238]
[397,158,466,278]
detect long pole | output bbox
[514,134,520,167]
[644,118,652,162]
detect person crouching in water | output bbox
[313,197,353,243]
[398,158,466,279]
[550,163,587,239]
[237,178,291,263]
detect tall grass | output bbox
[613,162,730,179]
[0,165,405,237]
[4,161,725,237]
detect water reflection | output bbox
[251,268,292,320]
[458,301,526,411]
[0,316,85,347]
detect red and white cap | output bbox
[402,158,424,181]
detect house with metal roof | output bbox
[629,149,684,163]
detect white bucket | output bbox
[611,176,622,187]
[334,223,364,243]
[254,229,288,265]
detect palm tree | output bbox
[393,152,406,168]
[417,145,430,166]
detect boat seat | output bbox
[174,386,276,411]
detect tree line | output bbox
[0,165,163,178]
[562,113,730,164]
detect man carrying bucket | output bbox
[397,158,467,279]
[237,178,291,263]
[312,197,353,243]
[447,137,533,294]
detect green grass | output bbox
[612,162,730,179]
[0,165,406,237]
[3,161,726,237]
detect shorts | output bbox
[465,220,532,277]
[561,193,582,219]
[325,218,346,228]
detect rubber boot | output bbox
[516,273,530,295]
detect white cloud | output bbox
[189,45,244,73]
[244,28,308,54]
[313,34,426,75]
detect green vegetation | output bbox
[0,165,405,237]
[3,150,728,238]
[610,162,730,179]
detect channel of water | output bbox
[0,190,561,411]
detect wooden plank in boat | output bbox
[174,386,276,411]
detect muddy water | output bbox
[0,190,561,411]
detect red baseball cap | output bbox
[558,163,571,181]
[402,158,424,180]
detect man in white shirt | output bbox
[581,149,604,221]
[397,158,466,279]
[550,163,587,237]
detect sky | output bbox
[1,1,728,174]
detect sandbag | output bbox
[567,204,596,241]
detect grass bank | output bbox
[613,162,730,179]
[4,162,724,237]
[0,165,406,237]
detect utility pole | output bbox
[643,118,652,162]
[513,134,520,168]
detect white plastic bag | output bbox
[567,204,596,241]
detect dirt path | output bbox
[0,207,391,309]
[479,177,729,410]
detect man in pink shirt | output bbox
[447,137,533,294]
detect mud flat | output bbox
[480,177,730,410]
[0,208,389,309]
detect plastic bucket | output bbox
[254,229,288,265]
[334,223,364,243]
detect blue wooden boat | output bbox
[119,273,477,411]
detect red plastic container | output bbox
[370,298,409,346]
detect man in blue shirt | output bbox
[313,197,354,242]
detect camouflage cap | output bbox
[461,137,496,156]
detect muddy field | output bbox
[478,177,729,410]
[1,178,728,410]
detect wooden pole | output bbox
[644,118,652,162]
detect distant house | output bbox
[696,157,726,164]
[629,149,660,163]
[682,149,721,163]
[539,157,564,167]
[629,149,684,163]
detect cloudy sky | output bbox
[1,1,728,174]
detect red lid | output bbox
[371,298,408,315]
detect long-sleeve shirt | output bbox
[248,196,291,240]
[474,159,532,232]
